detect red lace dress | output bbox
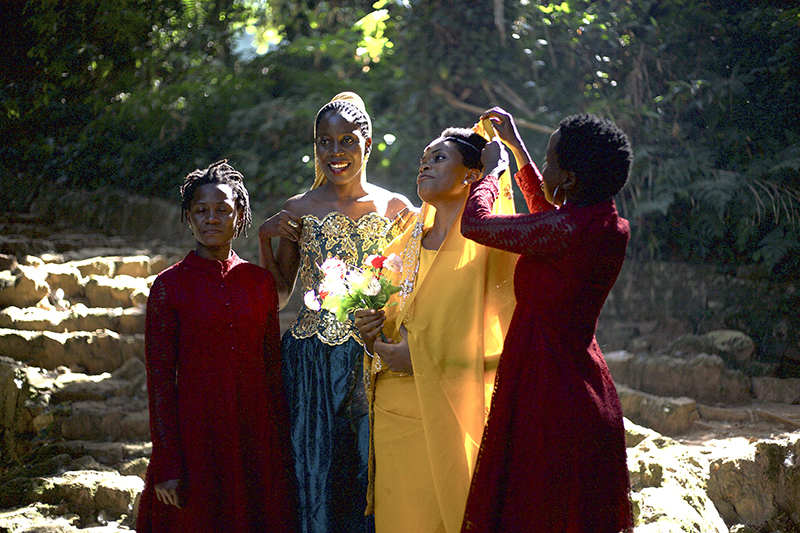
[460,164,633,533]
[136,251,297,533]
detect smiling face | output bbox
[315,111,372,187]
[186,183,240,260]
[416,139,475,206]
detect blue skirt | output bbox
[281,331,374,533]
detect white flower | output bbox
[303,290,321,311]
[320,275,347,296]
[363,275,382,297]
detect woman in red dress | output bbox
[137,160,297,532]
[460,109,634,533]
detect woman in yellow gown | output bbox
[355,126,517,533]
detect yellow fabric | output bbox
[366,179,517,532]
[311,91,372,190]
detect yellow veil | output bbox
[365,121,518,531]
[311,91,373,190]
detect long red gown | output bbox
[136,251,297,532]
[460,164,633,533]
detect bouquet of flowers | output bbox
[304,253,403,322]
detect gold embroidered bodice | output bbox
[289,211,400,346]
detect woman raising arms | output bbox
[258,92,413,533]
[460,108,634,533]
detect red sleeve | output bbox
[514,162,552,214]
[144,276,183,483]
[461,166,577,257]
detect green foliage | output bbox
[2,0,799,280]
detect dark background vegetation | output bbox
[2,0,799,280]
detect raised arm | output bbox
[461,171,576,257]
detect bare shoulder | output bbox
[366,183,416,219]
[282,190,316,216]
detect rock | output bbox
[149,255,171,276]
[751,377,800,404]
[617,385,700,435]
[112,256,151,278]
[605,350,636,386]
[0,357,32,463]
[625,420,728,532]
[664,330,758,367]
[43,264,84,299]
[706,330,757,363]
[707,435,800,529]
[0,253,18,271]
[0,266,50,308]
[118,457,149,480]
[0,304,146,335]
[82,275,148,308]
[33,470,143,518]
[67,257,114,278]
[116,307,145,335]
[609,352,752,404]
[0,503,80,532]
[110,358,145,381]
[58,395,149,441]
[0,329,144,375]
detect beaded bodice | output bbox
[289,211,399,345]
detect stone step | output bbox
[0,305,145,334]
[0,328,143,375]
[55,398,150,442]
[0,468,143,529]
[1,266,154,310]
[0,233,132,258]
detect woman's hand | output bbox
[155,478,183,508]
[480,140,510,180]
[480,107,531,169]
[354,308,385,354]
[259,210,303,243]
[374,325,413,374]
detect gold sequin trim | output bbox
[289,211,400,346]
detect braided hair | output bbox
[555,114,632,204]
[437,127,487,169]
[315,100,373,158]
[180,160,252,238]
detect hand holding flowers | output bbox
[304,253,402,322]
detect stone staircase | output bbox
[0,213,183,532]
[2,211,800,532]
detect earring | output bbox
[552,184,562,206]
[462,179,470,187]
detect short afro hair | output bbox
[555,114,632,204]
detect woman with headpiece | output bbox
[354,126,518,533]
[258,92,414,532]
[459,107,634,532]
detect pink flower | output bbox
[384,253,402,273]
[320,257,347,279]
